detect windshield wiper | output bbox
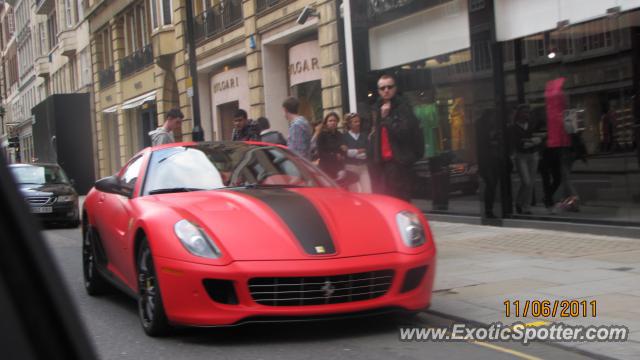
[157,148,188,163]
[148,187,204,195]
[225,184,307,190]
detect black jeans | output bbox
[539,148,562,208]
[380,161,414,202]
[481,169,499,215]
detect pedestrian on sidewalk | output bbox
[317,112,346,179]
[343,112,372,193]
[256,117,286,145]
[475,109,501,218]
[283,97,313,160]
[149,108,184,146]
[370,74,424,201]
[545,77,579,212]
[231,109,260,141]
[510,104,540,215]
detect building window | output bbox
[70,56,77,91]
[150,0,172,28]
[150,0,159,29]
[7,8,15,35]
[77,0,85,22]
[39,23,47,56]
[65,0,74,27]
[100,27,113,69]
[47,11,58,51]
[123,3,151,55]
[162,0,172,25]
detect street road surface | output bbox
[43,226,599,360]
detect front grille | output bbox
[27,196,54,205]
[249,270,394,306]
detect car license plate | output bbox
[450,175,469,184]
[32,206,53,214]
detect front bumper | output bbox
[154,251,436,326]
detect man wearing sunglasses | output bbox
[371,74,424,201]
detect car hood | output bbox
[149,188,400,261]
[17,183,76,197]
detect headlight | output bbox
[174,220,221,259]
[396,211,426,248]
[57,195,75,203]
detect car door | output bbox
[98,155,145,288]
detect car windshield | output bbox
[142,143,335,195]
[10,165,71,185]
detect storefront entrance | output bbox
[218,101,239,140]
[141,105,157,148]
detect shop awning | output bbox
[495,0,640,41]
[102,105,118,113]
[368,0,470,70]
[121,91,157,110]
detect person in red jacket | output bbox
[545,77,578,211]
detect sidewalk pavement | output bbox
[428,221,640,360]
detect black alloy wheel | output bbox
[82,227,110,295]
[137,238,170,336]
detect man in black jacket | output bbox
[371,74,424,201]
[231,109,260,141]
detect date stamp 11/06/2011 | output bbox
[504,300,597,318]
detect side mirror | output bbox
[335,170,360,189]
[95,176,133,198]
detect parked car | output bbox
[82,141,436,336]
[9,163,80,227]
[412,152,479,199]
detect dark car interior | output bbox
[0,156,96,360]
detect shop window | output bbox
[290,81,322,125]
[288,40,322,125]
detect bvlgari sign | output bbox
[288,40,321,87]
[213,76,240,94]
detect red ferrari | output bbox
[82,141,436,336]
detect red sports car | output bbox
[82,141,436,336]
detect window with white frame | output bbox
[123,3,151,55]
[150,0,159,29]
[65,0,73,28]
[78,48,91,87]
[99,27,113,69]
[47,10,58,50]
[162,0,172,26]
[39,23,47,56]
[7,9,15,35]
[76,0,84,22]
[137,4,149,46]
[149,0,173,28]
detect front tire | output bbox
[137,238,171,336]
[82,227,111,296]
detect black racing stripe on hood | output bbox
[232,188,336,255]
